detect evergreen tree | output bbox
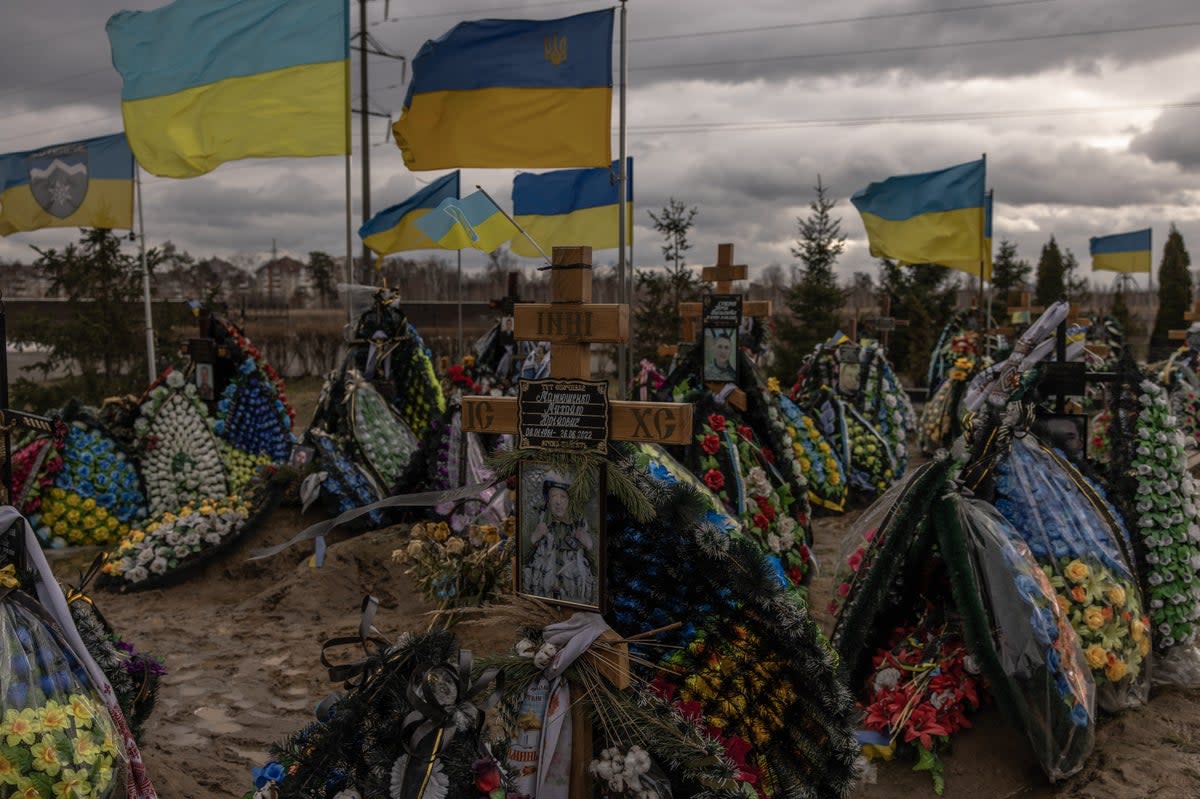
[1062,247,1089,302]
[633,199,702,364]
[24,228,161,401]
[775,176,847,377]
[1151,223,1193,359]
[877,260,959,382]
[1109,274,1137,352]
[1034,235,1066,307]
[306,251,339,306]
[991,239,1031,301]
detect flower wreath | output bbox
[134,370,229,516]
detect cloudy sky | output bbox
[2,0,1198,291]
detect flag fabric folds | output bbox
[920,189,994,280]
[414,191,520,252]
[393,9,614,170]
[0,133,134,236]
[851,158,986,268]
[510,158,631,257]
[1090,228,1152,273]
[359,172,461,255]
[106,0,348,178]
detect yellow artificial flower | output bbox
[444,537,466,556]
[767,377,781,393]
[2,708,39,746]
[410,523,427,540]
[829,474,841,486]
[431,523,450,542]
[1064,560,1090,584]
[0,565,18,590]
[463,355,476,367]
[786,426,797,438]
[52,521,69,537]
[65,494,80,508]
[1138,636,1151,657]
[1084,644,1108,669]
[1106,585,1127,607]
[30,734,63,776]
[49,488,66,500]
[162,513,176,524]
[12,780,40,799]
[0,752,19,786]
[818,442,831,455]
[1083,607,1106,631]
[38,701,70,733]
[949,369,967,381]
[52,767,89,799]
[81,498,96,511]
[72,731,97,762]
[66,695,95,727]
[954,357,974,370]
[1105,658,1128,682]
[107,516,120,530]
[480,525,500,545]
[799,459,812,471]
[1130,618,1147,643]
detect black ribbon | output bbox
[319,595,392,690]
[248,479,503,560]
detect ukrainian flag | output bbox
[1090,228,1152,273]
[510,158,631,257]
[0,133,134,236]
[106,0,348,179]
[851,158,986,267]
[414,190,520,252]
[359,172,461,255]
[393,9,613,170]
[919,189,994,280]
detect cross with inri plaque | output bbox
[462,246,694,447]
[679,242,773,342]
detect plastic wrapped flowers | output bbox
[0,592,122,799]
[135,370,228,516]
[391,519,514,609]
[346,373,419,491]
[100,495,252,591]
[1131,379,1200,653]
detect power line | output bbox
[626,100,1200,135]
[634,19,1200,72]
[631,0,1057,43]
[369,0,590,26]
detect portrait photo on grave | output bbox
[518,462,604,611]
[1033,412,1088,465]
[195,362,215,401]
[703,328,738,383]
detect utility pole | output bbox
[352,0,405,285]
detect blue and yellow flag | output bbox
[919,189,994,280]
[510,158,631,257]
[106,0,348,178]
[414,190,520,252]
[851,158,986,267]
[1090,228,1151,273]
[359,172,461,255]
[0,133,134,236]
[393,9,613,170]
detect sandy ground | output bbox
[39,494,1195,799]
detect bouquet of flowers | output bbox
[134,371,229,516]
[994,435,1150,710]
[1088,409,1112,466]
[858,619,983,794]
[101,495,252,590]
[1131,379,1200,651]
[391,519,514,609]
[0,591,123,799]
[214,356,295,465]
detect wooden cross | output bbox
[678,243,772,341]
[1170,300,1200,342]
[462,246,694,445]
[860,295,909,350]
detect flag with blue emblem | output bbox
[414,190,520,252]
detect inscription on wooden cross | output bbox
[679,243,773,341]
[462,246,693,445]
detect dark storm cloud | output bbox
[1129,100,1200,169]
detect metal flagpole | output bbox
[473,184,552,265]
[979,155,988,358]
[457,250,464,358]
[135,167,156,383]
[343,20,354,324]
[985,188,994,354]
[617,0,629,398]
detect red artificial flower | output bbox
[847,551,864,572]
[837,582,851,597]
[677,700,704,722]
[761,447,775,464]
[753,513,769,530]
[472,759,503,793]
[827,601,839,616]
[649,676,678,701]
[864,527,878,542]
[707,413,727,431]
[799,543,812,563]
[703,469,725,491]
[701,434,721,455]
[788,565,804,584]
[737,424,754,440]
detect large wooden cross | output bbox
[462,246,694,445]
[679,243,772,341]
[1168,300,1200,343]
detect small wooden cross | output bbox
[863,295,909,350]
[1171,299,1200,342]
[462,246,694,444]
[678,243,772,341]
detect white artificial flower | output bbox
[534,643,559,670]
[126,566,149,583]
[767,533,782,553]
[515,639,536,658]
[150,557,168,575]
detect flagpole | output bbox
[473,184,552,265]
[617,0,629,398]
[135,167,156,383]
[979,154,988,358]
[985,187,994,355]
[457,249,464,358]
[343,17,354,324]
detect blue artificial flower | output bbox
[1015,574,1039,601]
[1045,647,1061,674]
[764,554,789,588]
[239,358,257,376]
[648,462,674,485]
[252,762,286,788]
[1029,607,1058,646]
[1070,703,1090,728]
[77,481,94,498]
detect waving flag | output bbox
[1090,229,1152,273]
[0,133,134,236]
[393,9,613,170]
[414,191,520,252]
[510,159,631,257]
[917,189,994,280]
[359,172,461,255]
[106,0,348,178]
[851,159,986,267]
